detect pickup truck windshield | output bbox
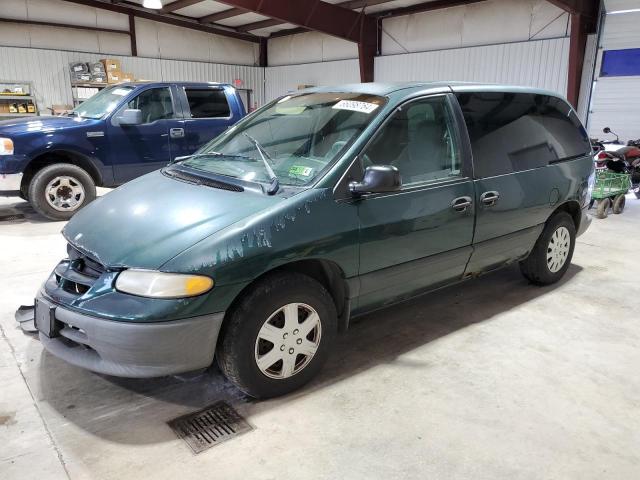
[72,85,135,119]
[182,92,387,187]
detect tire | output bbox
[595,198,611,219]
[19,182,29,201]
[28,164,96,221]
[217,272,337,399]
[612,194,626,214]
[520,211,576,286]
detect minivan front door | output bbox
[354,95,475,312]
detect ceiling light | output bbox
[607,8,640,15]
[143,0,163,9]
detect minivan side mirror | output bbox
[118,109,143,126]
[349,165,402,195]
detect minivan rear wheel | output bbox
[520,211,576,285]
[216,272,337,398]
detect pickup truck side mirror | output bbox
[603,127,611,134]
[349,165,402,196]
[118,109,143,126]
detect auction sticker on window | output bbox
[289,165,314,177]
[332,100,379,114]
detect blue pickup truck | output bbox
[0,81,246,220]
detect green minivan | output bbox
[32,82,594,398]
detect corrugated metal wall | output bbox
[264,59,360,102]
[587,10,640,141]
[577,34,597,123]
[375,37,570,95]
[0,45,264,112]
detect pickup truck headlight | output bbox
[0,138,14,155]
[115,269,214,298]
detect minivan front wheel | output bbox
[520,211,576,285]
[29,164,96,221]
[217,272,337,398]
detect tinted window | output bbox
[362,96,461,185]
[455,92,590,178]
[127,87,174,123]
[185,89,230,118]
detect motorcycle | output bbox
[592,127,640,199]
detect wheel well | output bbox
[227,259,351,332]
[551,201,581,231]
[21,151,102,191]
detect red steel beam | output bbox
[376,0,488,18]
[237,0,394,32]
[60,0,259,42]
[214,0,376,44]
[161,0,205,13]
[567,13,588,108]
[0,16,130,35]
[199,7,248,23]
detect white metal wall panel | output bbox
[375,37,570,95]
[268,32,358,66]
[0,45,264,112]
[598,10,640,49]
[381,0,568,55]
[265,59,360,102]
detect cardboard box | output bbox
[70,62,89,74]
[91,74,107,83]
[106,70,122,84]
[120,72,134,83]
[89,62,106,74]
[101,58,121,72]
[72,72,92,82]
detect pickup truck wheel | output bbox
[217,272,337,399]
[519,211,576,286]
[28,164,96,221]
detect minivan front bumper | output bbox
[577,206,592,237]
[37,292,224,378]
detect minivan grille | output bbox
[54,244,106,296]
[163,168,244,192]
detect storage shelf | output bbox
[0,95,35,100]
[71,82,109,88]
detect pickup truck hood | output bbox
[63,170,283,269]
[0,115,101,136]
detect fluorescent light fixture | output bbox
[142,0,162,9]
[607,8,640,15]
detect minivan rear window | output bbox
[455,92,591,178]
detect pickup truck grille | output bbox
[54,244,106,296]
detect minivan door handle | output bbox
[451,196,473,212]
[170,127,185,139]
[480,191,500,206]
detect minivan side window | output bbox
[455,92,591,178]
[362,96,461,185]
[127,87,174,124]
[185,88,231,118]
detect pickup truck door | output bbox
[108,85,183,184]
[354,94,475,312]
[175,86,242,157]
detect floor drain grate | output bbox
[0,213,25,222]
[168,401,252,454]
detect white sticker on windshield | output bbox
[111,88,130,96]
[332,100,379,114]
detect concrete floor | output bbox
[1,192,639,480]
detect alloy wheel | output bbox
[45,176,85,211]
[254,303,322,379]
[547,226,570,273]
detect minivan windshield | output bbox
[71,85,135,119]
[181,92,387,187]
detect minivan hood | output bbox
[0,115,101,136]
[63,170,283,269]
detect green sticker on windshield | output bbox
[289,166,313,177]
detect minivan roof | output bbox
[305,82,566,100]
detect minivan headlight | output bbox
[0,138,14,155]
[115,269,214,298]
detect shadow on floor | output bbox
[34,263,583,445]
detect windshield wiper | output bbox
[243,133,279,195]
[169,151,254,165]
